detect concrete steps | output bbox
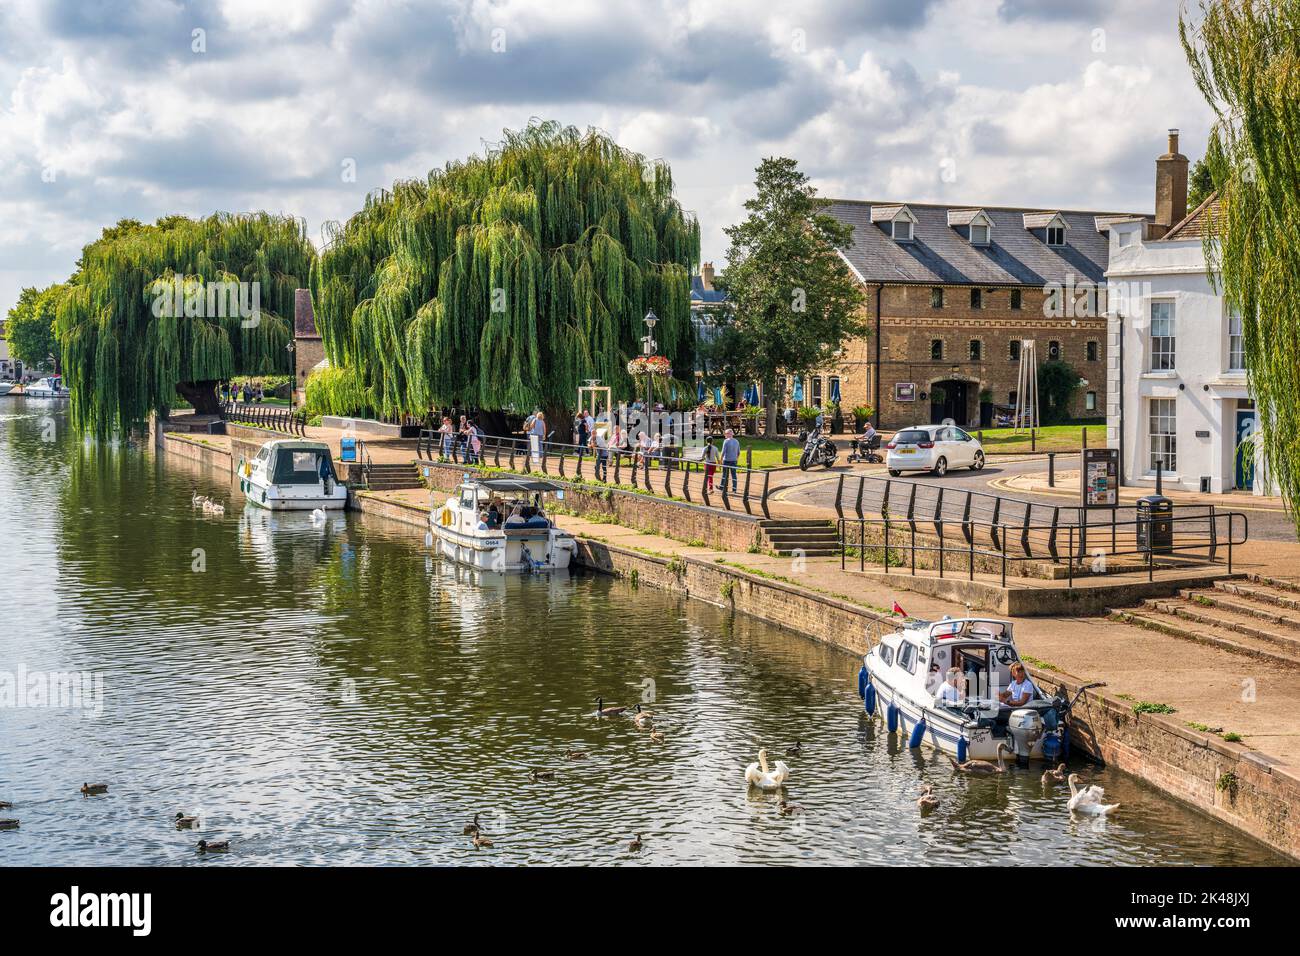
[758,519,841,557]
[356,462,425,492]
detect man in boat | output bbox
[935,667,964,706]
[998,662,1038,708]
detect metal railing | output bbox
[838,509,1247,587]
[417,431,776,518]
[220,401,307,437]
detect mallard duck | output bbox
[175,812,200,829]
[196,839,229,852]
[778,800,804,816]
[627,833,643,852]
[462,813,481,835]
[917,785,940,813]
[564,748,589,760]
[80,782,108,796]
[632,703,654,728]
[1067,774,1120,816]
[594,697,626,717]
[1041,763,1067,786]
[529,769,555,782]
[472,832,494,848]
[0,818,18,830]
[786,741,803,757]
[0,801,12,810]
[947,744,1009,775]
[744,749,791,790]
[648,730,665,744]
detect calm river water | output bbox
[0,398,1286,865]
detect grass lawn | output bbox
[970,423,1105,453]
[736,436,802,469]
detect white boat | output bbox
[238,439,348,510]
[431,477,576,572]
[859,616,1075,765]
[0,382,14,397]
[23,376,68,398]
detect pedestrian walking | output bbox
[721,428,740,493]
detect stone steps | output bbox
[354,462,425,491]
[1111,607,1300,669]
[1245,571,1300,595]
[758,519,841,557]
[1190,583,1300,628]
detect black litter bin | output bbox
[1136,494,1173,554]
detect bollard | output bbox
[1048,453,1056,487]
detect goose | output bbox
[462,813,481,835]
[947,744,1010,776]
[174,812,200,829]
[529,769,555,782]
[648,730,665,744]
[310,508,327,526]
[80,782,108,796]
[1067,774,1120,816]
[472,832,494,849]
[196,839,229,852]
[917,785,940,813]
[786,741,804,757]
[778,800,804,816]
[1041,763,1068,786]
[632,703,654,728]
[0,818,18,830]
[594,697,627,717]
[564,748,589,761]
[744,749,791,790]
[627,833,643,852]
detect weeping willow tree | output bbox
[1183,1,1300,530]
[54,214,314,434]
[313,121,699,424]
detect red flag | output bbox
[892,601,906,617]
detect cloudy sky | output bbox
[0,0,1211,312]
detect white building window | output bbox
[1148,398,1177,473]
[1046,225,1065,246]
[1085,391,1097,412]
[1150,301,1175,371]
[1228,309,1245,372]
[893,219,913,242]
[970,223,990,245]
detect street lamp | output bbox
[286,338,297,412]
[642,309,658,422]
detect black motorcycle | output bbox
[798,428,838,470]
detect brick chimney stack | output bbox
[700,261,715,291]
[1154,128,1188,234]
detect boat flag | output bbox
[892,601,906,616]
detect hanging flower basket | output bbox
[627,355,672,377]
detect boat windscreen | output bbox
[272,449,331,485]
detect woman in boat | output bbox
[999,662,1038,707]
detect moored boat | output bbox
[0,382,14,397]
[22,376,68,398]
[431,477,576,572]
[860,616,1077,765]
[239,439,348,510]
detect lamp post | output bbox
[642,309,657,434]
[286,338,297,413]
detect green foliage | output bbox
[710,157,867,423]
[313,121,699,418]
[1183,2,1300,532]
[4,284,64,369]
[1188,155,1218,210]
[1131,700,1177,715]
[303,366,374,418]
[1036,360,1081,424]
[54,214,313,434]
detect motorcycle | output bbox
[798,428,838,470]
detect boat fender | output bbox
[857,665,867,698]
[908,716,926,749]
[1042,732,1061,762]
[886,702,898,734]
[1043,708,1059,731]
[1061,724,1071,762]
[956,736,968,763]
[863,683,876,716]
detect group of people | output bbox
[933,661,1038,708]
[475,494,549,531]
[437,414,486,464]
[220,381,265,404]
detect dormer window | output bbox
[970,223,990,245]
[1023,211,1068,247]
[871,204,917,243]
[948,208,992,246]
[1046,225,1065,246]
[893,218,913,242]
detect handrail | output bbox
[220,401,307,437]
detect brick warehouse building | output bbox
[803,172,1175,428]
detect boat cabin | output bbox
[876,617,1026,703]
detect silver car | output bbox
[885,424,986,477]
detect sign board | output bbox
[894,382,916,403]
[339,437,357,463]
[1081,447,1120,509]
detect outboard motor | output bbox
[1007,708,1044,767]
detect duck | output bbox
[1041,763,1068,786]
[632,703,654,728]
[529,769,555,782]
[648,730,665,744]
[0,818,18,830]
[786,741,803,757]
[310,508,327,526]
[947,743,1010,776]
[917,785,940,813]
[472,832,494,849]
[80,782,108,796]
[462,813,481,835]
[175,812,200,829]
[564,748,589,761]
[594,697,627,717]
[0,801,12,809]
[1067,774,1120,816]
[627,833,643,852]
[196,839,230,852]
[744,749,791,790]
[778,800,804,816]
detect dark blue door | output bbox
[1235,410,1256,490]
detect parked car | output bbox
[885,424,985,477]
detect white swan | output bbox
[311,508,327,526]
[191,491,206,508]
[744,749,790,790]
[209,501,224,516]
[1066,773,1119,816]
[201,499,215,514]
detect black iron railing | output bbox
[220,402,307,437]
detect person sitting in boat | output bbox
[935,667,965,707]
[477,510,490,530]
[485,502,503,528]
[998,662,1038,707]
[505,505,527,527]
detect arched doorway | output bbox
[929,379,972,426]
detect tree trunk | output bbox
[763,378,777,438]
[176,380,221,416]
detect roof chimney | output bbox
[700,261,715,291]
[1154,128,1188,232]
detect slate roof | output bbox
[690,274,728,304]
[826,199,1149,287]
